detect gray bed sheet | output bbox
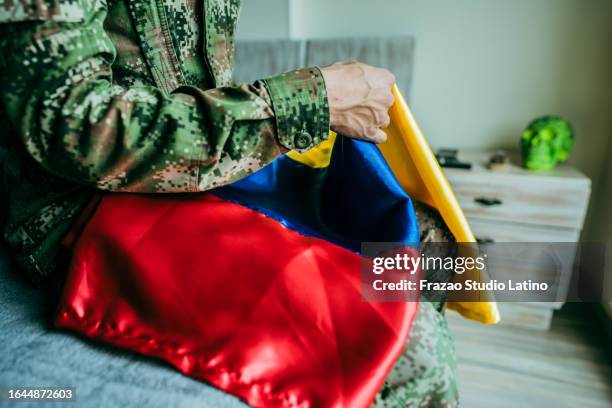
[0,244,248,408]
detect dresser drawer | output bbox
[443,151,591,330]
[446,171,590,229]
[468,219,578,306]
[469,219,580,243]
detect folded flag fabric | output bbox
[379,86,499,324]
[216,133,420,251]
[55,135,422,407]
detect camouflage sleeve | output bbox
[0,0,330,193]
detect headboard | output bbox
[233,36,416,102]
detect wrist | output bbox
[263,67,330,152]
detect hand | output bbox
[320,61,395,144]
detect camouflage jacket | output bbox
[0,0,330,282]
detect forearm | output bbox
[0,9,329,193]
[8,67,285,193]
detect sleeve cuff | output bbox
[262,67,330,152]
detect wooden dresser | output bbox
[445,150,591,330]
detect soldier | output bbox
[0,0,456,406]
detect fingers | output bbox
[322,60,395,144]
[379,112,391,129]
[370,129,388,144]
[360,127,387,144]
[381,68,396,86]
[367,68,395,91]
[375,93,393,128]
[383,90,395,108]
[376,68,395,88]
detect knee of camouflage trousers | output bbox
[373,301,459,408]
[372,201,459,408]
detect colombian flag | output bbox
[54,87,498,408]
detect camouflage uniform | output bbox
[374,301,459,408]
[374,202,459,408]
[0,0,329,281]
[0,1,457,406]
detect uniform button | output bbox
[294,131,313,150]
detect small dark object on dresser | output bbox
[436,148,472,170]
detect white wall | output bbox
[237,0,612,239]
[237,0,289,39]
[590,142,612,316]
[591,137,612,242]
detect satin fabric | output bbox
[378,86,499,324]
[217,137,420,251]
[55,138,421,407]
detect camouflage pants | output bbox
[373,202,459,408]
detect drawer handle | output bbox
[474,197,503,206]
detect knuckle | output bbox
[382,93,394,107]
[381,114,391,127]
[381,68,395,82]
[387,93,395,105]
[366,127,379,139]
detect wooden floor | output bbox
[447,304,612,408]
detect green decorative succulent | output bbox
[521,116,574,170]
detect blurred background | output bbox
[237,0,612,244]
[235,1,612,406]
